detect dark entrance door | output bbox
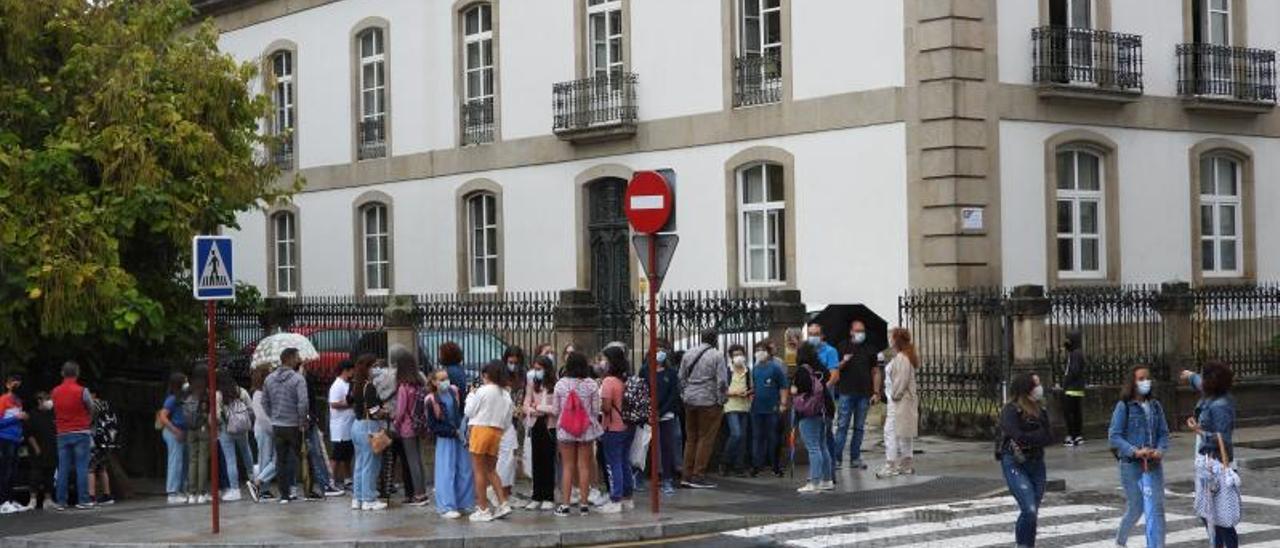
[587,178,632,345]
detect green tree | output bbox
[0,0,296,375]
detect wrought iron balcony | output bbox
[733,54,782,107]
[461,97,495,146]
[272,132,294,170]
[1177,43,1277,110]
[357,118,386,160]
[552,72,638,143]
[1032,26,1143,100]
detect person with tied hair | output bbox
[157,372,188,504]
[876,328,919,479]
[997,372,1053,548]
[1183,361,1239,548]
[464,360,516,522]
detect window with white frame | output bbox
[270,50,295,167]
[357,28,386,159]
[587,0,623,82]
[466,193,499,292]
[361,203,390,294]
[1055,148,1105,277]
[273,212,298,296]
[1203,0,1231,46]
[1199,154,1243,276]
[740,0,781,60]
[738,163,786,285]
[463,5,494,104]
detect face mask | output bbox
[1137,379,1152,396]
[438,380,450,392]
[656,351,668,364]
[527,369,544,383]
[731,355,746,368]
[507,362,518,372]
[1031,385,1045,401]
[754,351,769,363]
[40,400,53,411]
[182,382,190,392]
[544,354,556,366]
[594,362,607,375]
[853,332,867,344]
[807,336,822,346]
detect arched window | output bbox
[360,202,390,294]
[461,3,495,145]
[466,192,499,291]
[271,211,298,296]
[356,27,387,159]
[1198,153,1243,276]
[1054,147,1106,278]
[269,50,295,169]
[737,162,787,285]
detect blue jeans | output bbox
[834,394,870,465]
[1002,453,1047,547]
[602,428,636,502]
[1118,460,1165,547]
[658,419,681,482]
[55,432,92,505]
[254,428,276,484]
[350,420,382,503]
[304,425,332,490]
[722,412,748,469]
[0,440,17,503]
[218,431,255,489]
[798,417,831,483]
[162,428,187,494]
[751,412,781,472]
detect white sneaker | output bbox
[197,494,210,504]
[875,465,900,479]
[598,501,622,513]
[221,488,241,502]
[818,480,835,491]
[185,494,196,504]
[351,499,361,510]
[797,482,819,494]
[588,489,608,507]
[540,501,556,511]
[442,510,462,519]
[362,501,387,511]
[0,502,16,514]
[493,503,513,519]
[621,499,635,511]
[523,500,541,511]
[167,494,185,504]
[469,508,495,522]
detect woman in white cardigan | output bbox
[877,328,920,478]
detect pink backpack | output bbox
[560,384,590,437]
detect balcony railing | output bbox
[357,118,386,160]
[461,98,495,146]
[272,132,294,170]
[552,72,638,141]
[1032,27,1143,94]
[733,54,782,107]
[1177,43,1277,105]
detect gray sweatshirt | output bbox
[678,343,728,407]
[261,367,308,428]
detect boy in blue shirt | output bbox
[750,341,789,477]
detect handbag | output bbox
[364,387,392,455]
[629,424,652,470]
[1194,433,1242,528]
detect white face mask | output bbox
[40,400,53,411]
[182,382,190,392]
[731,355,746,368]
[852,332,867,344]
[1137,379,1153,396]
[807,336,822,346]
[754,351,769,363]
[1031,385,1045,401]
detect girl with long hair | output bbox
[598,346,634,513]
[522,354,559,510]
[215,369,254,502]
[391,352,430,506]
[496,346,527,506]
[348,354,386,510]
[1109,365,1169,547]
[877,328,919,478]
[792,342,834,493]
[247,366,276,501]
[158,372,189,503]
[553,351,603,517]
[426,367,475,518]
[1183,361,1239,547]
[463,361,515,521]
[998,372,1053,548]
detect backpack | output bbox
[560,383,590,438]
[425,387,461,439]
[407,384,432,438]
[181,394,213,431]
[792,370,826,418]
[92,400,121,449]
[224,395,252,435]
[621,375,651,426]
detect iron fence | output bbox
[411,291,558,382]
[1032,26,1143,92]
[357,118,386,160]
[1177,43,1277,103]
[553,72,638,134]
[461,97,495,145]
[1046,285,1165,386]
[899,288,1011,420]
[597,290,772,373]
[733,54,783,107]
[1192,283,1280,379]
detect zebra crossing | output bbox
[716,495,1280,547]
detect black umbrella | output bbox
[810,304,889,352]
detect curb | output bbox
[1242,455,1280,470]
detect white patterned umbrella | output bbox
[251,332,319,369]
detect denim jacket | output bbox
[1107,398,1170,461]
[1190,373,1236,462]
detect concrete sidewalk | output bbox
[2,425,1275,547]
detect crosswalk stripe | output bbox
[1243,495,1280,507]
[724,496,1016,538]
[898,514,1196,548]
[782,505,1113,548]
[1066,520,1279,548]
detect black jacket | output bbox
[1000,402,1053,458]
[1061,330,1086,392]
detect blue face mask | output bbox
[808,336,822,346]
[438,380,451,392]
[527,369,544,383]
[656,351,668,364]
[1137,379,1152,396]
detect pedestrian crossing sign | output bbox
[192,236,235,300]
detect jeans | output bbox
[798,416,831,483]
[186,430,210,495]
[350,419,382,503]
[602,428,636,502]
[304,425,332,491]
[1001,453,1047,548]
[658,419,681,482]
[682,405,723,479]
[824,387,837,470]
[722,412,749,469]
[1208,523,1238,548]
[751,412,781,472]
[162,429,186,494]
[218,431,255,489]
[834,394,870,465]
[1117,460,1165,547]
[55,433,92,505]
[272,426,301,498]
[254,428,276,484]
[0,440,17,502]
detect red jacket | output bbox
[52,378,91,434]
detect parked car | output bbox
[351,328,510,388]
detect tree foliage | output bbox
[0,0,296,374]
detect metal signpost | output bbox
[192,236,235,534]
[623,170,676,514]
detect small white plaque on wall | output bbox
[960,207,984,231]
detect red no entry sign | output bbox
[624,170,673,234]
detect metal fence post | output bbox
[383,294,418,360]
[1154,281,1195,381]
[554,289,601,359]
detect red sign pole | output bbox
[646,233,661,514]
[207,301,220,534]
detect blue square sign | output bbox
[193,236,235,300]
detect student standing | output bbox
[427,367,475,518]
[51,361,95,509]
[87,387,121,505]
[300,362,342,498]
[523,355,558,510]
[598,346,635,513]
[554,352,603,517]
[215,371,253,502]
[464,361,515,522]
[677,329,728,489]
[1060,330,1087,447]
[644,342,682,495]
[24,392,56,510]
[831,321,882,470]
[246,366,275,502]
[720,345,752,477]
[181,365,216,504]
[750,341,788,478]
[390,350,430,507]
[1183,362,1239,548]
[998,373,1053,548]
[1109,365,1169,548]
[792,343,833,494]
[348,355,386,511]
[157,372,188,503]
[328,360,356,490]
[877,328,919,478]
[0,374,25,513]
[261,348,308,504]
[497,346,527,507]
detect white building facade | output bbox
[206,0,1280,322]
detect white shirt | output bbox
[464,383,514,429]
[328,377,355,442]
